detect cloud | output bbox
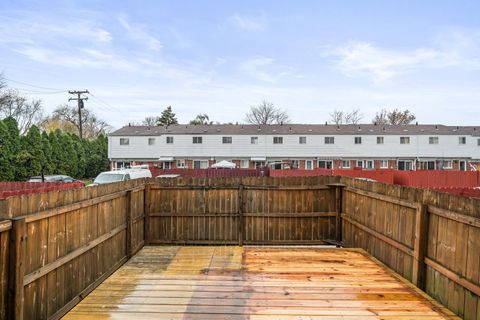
[325,41,438,83]
[229,13,266,31]
[326,29,480,83]
[240,57,277,82]
[117,15,162,51]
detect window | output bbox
[291,160,299,169]
[356,160,363,168]
[318,161,333,169]
[251,137,258,144]
[443,160,453,169]
[222,136,232,144]
[400,137,410,144]
[380,160,388,169]
[478,138,480,146]
[419,161,436,170]
[459,137,466,145]
[299,136,307,144]
[119,138,129,145]
[193,160,208,169]
[376,137,384,144]
[148,138,155,145]
[354,137,362,144]
[342,160,350,168]
[305,160,313,170]
[324,137,334,144]
[166,136,174,144]
[193,136,202,144]
[273,137,283,144]
[240,160,249,168]
[365,160,374,169]
[429,137,439,144]
[163,162,172,169]
[176,160,186,168]
[398,160,413,171]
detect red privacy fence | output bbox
[0,181,84,199]
[151,167,270,179]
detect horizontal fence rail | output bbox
[340,176,480,320]
[0,175,478,320]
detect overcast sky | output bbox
[1,0,479,129]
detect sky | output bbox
[1,0,480,129]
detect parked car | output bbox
[91,167,152,186]
[28,175,83,184]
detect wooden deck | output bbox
[63,246,457,320]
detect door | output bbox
[460,161,466,171]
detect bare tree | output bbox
[0,89,44,134]
[41,105,112,139]
[329,109,363,125]
[245,101,290,125]
[142,116,157,126]
[190,113,212,125]
[372,108,416,125]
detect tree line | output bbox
[140,101,417,127]
[0,117,109,181]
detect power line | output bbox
[8,86,67,94]
[4,77,65,91]
[89,92,122,113]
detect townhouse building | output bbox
[108,123,480,171]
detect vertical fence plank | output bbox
[7,218,25,320]
[238,184,244,246]
[125,190,132,258]
[144,184,151,246]
[412,204,429,290]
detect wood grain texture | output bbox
[63,246,457,319]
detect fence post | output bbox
[8,218,26,320]
[144,183,151,246]
[327,183,345,244]
[238,184,244,246]
[412,203,429,290]
[125,190,133,258]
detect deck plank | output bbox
[63,246,458,319]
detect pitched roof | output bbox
[109,124,480,136]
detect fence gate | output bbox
[147,179,342,245]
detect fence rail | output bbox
[340,176,480,319]
[0,175,478,319]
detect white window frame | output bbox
[318,160,333,169]
[119,138,129,145]
[400,137,410,144]
[148,138,155,146]
[176,159,186,168]
[222,136,232,144]
[299,136,307,144]
[380,160,389,169]
[324,137,334,144]
[291,160,300,169]
[251,136,258,144]
[356,160,363,168]
[365,160,374,169]
[193,160,208,169]
[342,160,350,168]
[273,136,283,144]
[354,137,362,144]
[376,136,384,144]
[193,136,202,144]
[429,137,439,144]
[459,137,466,145]
[478,138,480,146]
[443,160,453,169]
[166,136,174,144]
[305,160,313,170]
[240,160,249,168]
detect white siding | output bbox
[108,133,480,160]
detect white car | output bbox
[92,167,152,185]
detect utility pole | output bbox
[68,90,89,139]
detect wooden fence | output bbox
[0,175,478,319]
[0,179,146,320]
[147,176,340,245]
[341,176,480,320]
